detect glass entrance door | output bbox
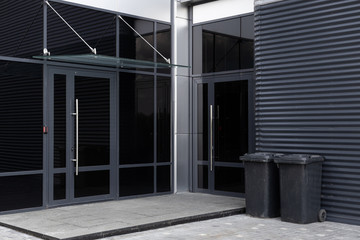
[49,67,116,205]
[194,76,252,196]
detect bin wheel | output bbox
[318,209,327,222]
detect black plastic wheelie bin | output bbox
[274,154,326,224]
[240,152,282,218]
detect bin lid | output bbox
[240,152,283,163]
[274,154,324,165]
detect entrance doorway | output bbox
[48,67,116,206]
[193,73,253,196]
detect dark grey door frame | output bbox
[192,71,255,197]
[47,66,117,207]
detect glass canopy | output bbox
[33,54,189,69]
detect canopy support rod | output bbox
[118,15,170,64]
[45,1,97,54]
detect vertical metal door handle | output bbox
[72,99,79,176]
[210,105,213,171]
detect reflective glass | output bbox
[54,74,66,168]
[157,77,171,163]
[120,73,154,164]
[119,167,154,197]
[215,166,245,193]
[74,170,110,198]
[197,84,208,161]
[156,23,171,74]
[214,81,248,163]
[54,173,66,200]
[75,76,110,166]
[157,165,171,193]
[0,174,42,211]
[197,165,208,189]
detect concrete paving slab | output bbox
[0,193,244,240]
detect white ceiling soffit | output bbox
[59,0,171,22]
[193,0,254,24]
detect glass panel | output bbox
[120,17,154,62]
[215,166,245,193]
[156,23,171,74]
[120,73,154,164]
[119,167,154,197]
[0,61,43,172]
[157,165,171,193]
[201,16,254,73]
[0,0,43,58]
[197,165,208,189]
[197,84,208,161]
[48,1,116,56]
[0,174,42,212]
[75,76,110,166]
[54,173,66,200]
[214,81,248,163]
[157,77,171,163]
[54,74,66,168]
[74,170,110,198]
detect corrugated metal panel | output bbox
[255,0,360,225]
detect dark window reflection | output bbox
[119,167,154,197]
[75,76,110,167]
[157,165,171,192]
[214,81,248,163]
[215,166,244,193]
[0,61,43,173]
[120,73,154,164]
[54,74,66,168]
[0,174,43,211]
[54,173,66,200]
[74,170,110,198]
[157,77,171,163]
[197,84,208,161]
[48,1,116,56]
[198,165,208,189]
[196,16,254,73]
[156,23,171,74]
[120,17,154,62]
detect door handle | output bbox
[210,104,213,171]
[72,99,79,176]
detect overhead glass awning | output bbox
[33,54,189,69]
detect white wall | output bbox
[193,0,254,24]
[59,0,171,22]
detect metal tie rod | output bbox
[45,1,97,54]
[118,15,171,64]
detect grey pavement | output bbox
[1,214,360,240]
[0,193,244,240]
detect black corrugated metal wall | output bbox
[255,0,360,225]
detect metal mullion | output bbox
[119,163,156,168]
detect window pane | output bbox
[120,73,154,164]
[120,17,154,62]
[157,165,171,193]
[0,0,43,58]
[54,173,66,200]
[74,170,110,198]
[215,166,244,193]
[157,77,171,163]
[54,74,66,168]
[119,167,154,197]
[214,81,248,163]
[75,76,110,166]
[197,165,208,189]
[156,23,171,74]
[0,174,43,212]
[48,2,116,56]
[0,61,43,172]
[197,84,208,161]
